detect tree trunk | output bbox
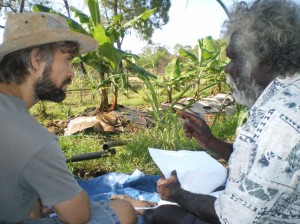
[99,88,109,112]
[110,85,118,110]
[194,76,201,98]
[167,88,172,103]
[98,72,110,112]
[63,0,71,18]
[19,0,25,13]
[80,62,87,74]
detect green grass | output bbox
[29,73,239,178]
[55,115,201,178]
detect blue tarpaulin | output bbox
[77,170,161,224]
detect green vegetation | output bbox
[20,0,239,179]
[30,69,241,179]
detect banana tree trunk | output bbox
[110,85,118,110]
[167,87,172,103]
[99,72,109,112]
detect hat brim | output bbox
[0,29,98,61]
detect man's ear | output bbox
[253,61,278,88]
[30,48,42,71]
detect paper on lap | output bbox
[148,148,227,195]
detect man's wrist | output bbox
[173,187,186,202]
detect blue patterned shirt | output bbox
[215,75,300,224]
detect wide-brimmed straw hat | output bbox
[0,12,98,61]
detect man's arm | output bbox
[177,110,233,161]
[157,170,220,224]
[28,199,53,219]
[53,190,90,224]
[174,188,220,224]
[21,143,91,224]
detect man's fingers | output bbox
[177,110,201,121]
[186,118,208,132]
[170,170,177,177]
[183,122,194,138]
[110,194,132,200]
[177,110,191,119]
[42,207,53,216]
[179,111,207,129]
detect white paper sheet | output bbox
[148,148,227,194]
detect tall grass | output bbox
[123,115,200,175]
[29,71,240,178]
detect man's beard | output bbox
[35,68,72,103]
[226,75,263,108]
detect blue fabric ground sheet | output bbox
[77,170,160,224]
[77,169,160,203]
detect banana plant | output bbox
[178,36,228,97]
[160,58,182,103]
[33,1,156,111]
[152,37,227,104]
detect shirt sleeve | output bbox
[20,141,82,206]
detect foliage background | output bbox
[3,0,239,178]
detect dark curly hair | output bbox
[0,41,79,84]
[222,0,300,77]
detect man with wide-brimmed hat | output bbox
[0,12,137,224]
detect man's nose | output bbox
[68,66,75,78]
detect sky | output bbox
[121,0,300,53]
[1,0,300,53]
[122,0,234,53]
[0,0,233,53]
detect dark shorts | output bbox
[180,213,211,224]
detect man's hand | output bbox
[110,194,157,208]
[177,110,214,150]
[157,170,181,202]
[28,199,53,219]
